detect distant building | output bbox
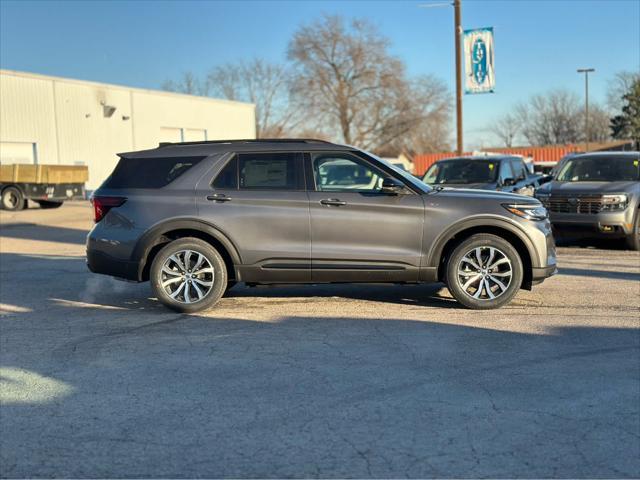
[0,70,256,190]
[381,153,414,174]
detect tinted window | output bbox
[500,161,515,181]
[313,154,387,192]
[239,152,304,190]
[103,156,204,189]
[510,160,527,180]
[212,156,238,189]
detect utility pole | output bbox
[577,68,595,152]
[454,0,463,155]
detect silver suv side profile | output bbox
[86,139,557,312]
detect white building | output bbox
[0,70,256,190]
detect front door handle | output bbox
[320,198,347,207]
[207,194,232,202]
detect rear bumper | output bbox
[86,249,139,281]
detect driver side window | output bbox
[312,154,386,193]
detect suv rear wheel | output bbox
[150,237,227,313]
[446,234,523,309]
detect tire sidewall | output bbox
[1,187,24,211]
[150,238,227,313]
[446,234,523,310]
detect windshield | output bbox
[556,156,640,182]
[423,160,499,185]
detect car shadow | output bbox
[555,236,632,251]
[559,267,640,281]
[225,282,459,309]
[0,222,88,245]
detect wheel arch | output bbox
[429,218,537,290]
[132,218,241,282]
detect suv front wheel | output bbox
[150,237,227,313]
[446,234,523,309]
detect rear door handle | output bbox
[207,194,232,202]
[320,198,347,207]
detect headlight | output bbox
[534,192,551,204]
[600,194,628,211]
[503,203,548,221]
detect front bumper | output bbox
[532,264,558,285]
[550,210,634,237]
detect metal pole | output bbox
[454,0,463,155]
[577,68,595,152]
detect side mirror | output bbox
[502,177,515,187]
[381,177,405,194]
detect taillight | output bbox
[91,196,127,223]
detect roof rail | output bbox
[157,138,333,148]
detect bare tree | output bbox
[287,15,450,152]
[515,89,583,145]
[161,72,208,96]
[206,59,299,138]
[606,70,640,113]
[490,113,520,147]
[580,103,611,144]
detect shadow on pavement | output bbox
[559,267,640,281]
[0,223,88,245]
[1,252,639,478]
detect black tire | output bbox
[445,234,524,310]
[625,208,640,251]
[150,237,227,313]
[1,186,25,211]
[36,200,64,209]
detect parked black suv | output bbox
[87,139,556,312]
[422,155,545,196]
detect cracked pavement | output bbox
[1,202,639,478]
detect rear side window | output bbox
[238,152,305,190]
[103,156,204,188]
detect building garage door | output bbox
[0,142,37,164]
[159,127,183,143]
[183,129,207,142]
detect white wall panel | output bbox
[0,70,256,189]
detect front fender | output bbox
[425,215,542,269]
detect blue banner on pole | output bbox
[463,27,495,94]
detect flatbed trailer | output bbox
[0,164,88,211]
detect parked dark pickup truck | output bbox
[422,155,547,196]
[535,151,640,250]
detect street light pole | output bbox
[454,0,463,155]
[577,68,595,152]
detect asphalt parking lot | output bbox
[1,202,639,478]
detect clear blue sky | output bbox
[1,0,639,149]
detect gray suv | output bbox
[87,139,557,312]
[535,151,640,250]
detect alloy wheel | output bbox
[457,246,513,300]
[160,250,215,304]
